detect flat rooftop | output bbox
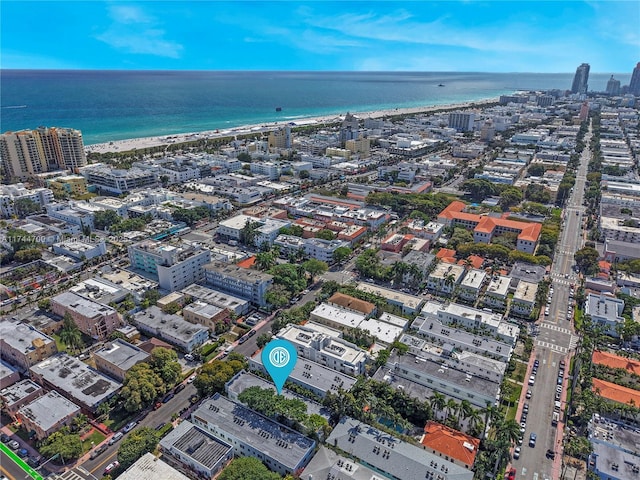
[358,318,404,345]
[327,417,473,480]
[311,303,365,329]
[250,353,357,395]
[225,371,330,420]
[191,393,316,471]
[0,319,55,354]
[30,353,121,409]
[411,318,512,361]
[204,261,274,283]
[514,280,538,303]
[0,380,43,408]
[356,283,423,310]
[118,453,190,480]
[18,390,80,432]
[160,421,232,472]
[134,306,208,343]
[93,339,150,372]
[181,284,249,311]
[52,291,118,319]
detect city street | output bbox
[79,383,197,478]
[513,124,591,480]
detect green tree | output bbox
[38,298,51,311]
[499,187,523,210]
[332,246,352,264]
[302,258,328,283]
[527,164,546,176]
[121,363,166,412]
[218,457,280,480]
[461,179,497,201]
[161,301,181,314]
[255,251,277,271]
[525,184,551,204]
[194,359,244,397]
[39,427,82,462]
[13,198,42,218]
[59,313,83,353]
[256,333,272,349]
[299,170,310,179]
[316,229,336,241]
[150,348,182,387]
[237,152,252,163]
[117,427,159,469]
[279,225,304,237]
[93,210,121,230]
[574,246,600,275]
[240,219,261,247]
[448,227,474,249]
[14,248,42,263]
[265,284,290,308]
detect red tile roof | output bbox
[421,421,480,467]
[592,351,640,376]
[467,255,484,269]
[236,256,256,269]
[436,248,457,259]
[327,292,377,315]
[437,202,542,243]
[592,378,640,406]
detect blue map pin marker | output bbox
[262,338,297,394]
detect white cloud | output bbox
[96,4,183,58]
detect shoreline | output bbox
[84,98,499,155]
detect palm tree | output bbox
[59,314,83,353]
[430,392,446,421]
[443,273,456,294]
[466,408,484,436]
[445,398,459,423]
[255,251,276,271]
[457,399,473,425]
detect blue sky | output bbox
[1,1,638,72]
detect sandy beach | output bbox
[85,98,498,154]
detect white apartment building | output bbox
[458,268,487,302]
[274,235,350,263]
[483,275,511,309]
[203,261,273,307]
[128,240,211,292]
[0,184,54,218]
[133,306,209,352]
[79,165,158,195]
[426,263,466,295]
[421,301,520,345]
[216,214,259,241]
[277,323,369,376]
[511,280,538,317]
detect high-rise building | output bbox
[571,63,590,94]
[606,75,621,96]
[448,112,475,132]
[1,127,87,182]
[629,62,640,96]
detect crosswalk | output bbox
[540,323,572,335]
[536,340,568,354]
[550,278,573,287]
[536,335,579,354]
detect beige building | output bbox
[47,175,88,196]
[1,127,87,181]
[50,291,122,340]
[93,339,151,382]
[0,320,58,370]
[182,301,229,330]
[17,390,80,440]
[345,137,370,158]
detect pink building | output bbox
[51,291,122,340]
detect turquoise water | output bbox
[0,70,626,145]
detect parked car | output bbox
[513,446,521,460]
[108,432,123,445]
[155,423,166,431]
[17,448,29,458]
[528,375,535,386]
[0,434,10,443]
[123,421,137,433]
[104,461,120,474]
[90,444,108,459]
[174,384,186,393]
[153,401,162,410]
[27,457,41,467]
[8,440,20,450]
[529,433,537,447]
[546,449,556,459]
[163,392,174,403]
[187,374,197,383]
[526,389,532,399]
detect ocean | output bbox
[0,70,628,145]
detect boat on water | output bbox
[438,84,445,87]
[275,107,282,112]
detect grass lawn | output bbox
[105,408,137,432]
[574,308,583,330]
[511,362,527,383]
[505,404,518,421]
[82,430,106,451]
[51,333,68,353]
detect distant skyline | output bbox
[1,1,638,72]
